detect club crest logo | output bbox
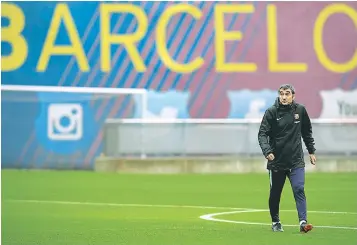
[295,114,299,120]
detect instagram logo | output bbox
[47,104,83,141]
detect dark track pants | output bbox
[268,167,307,223]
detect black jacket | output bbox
[258,98,316,170]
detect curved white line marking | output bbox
[199,210,357,230]
[5,199,357,230]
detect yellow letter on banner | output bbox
[314,4,357,73]
[37,4,89,72]
[1,3,28,71]
[267,4,307,72]
[215,4,256,72]
[101,4,147,72]
[156,4,204,73]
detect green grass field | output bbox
[2,170,357,245]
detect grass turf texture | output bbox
[2,170,357,245]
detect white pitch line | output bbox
[5,199,357,230]
[199,210,357,230]
[6,199,357,214]
[5,199,250,210]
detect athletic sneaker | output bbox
[272,222,284,232]
[300,221,313,233]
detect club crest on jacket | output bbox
[295,114,299,120]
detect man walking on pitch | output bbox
[258,84,317,233]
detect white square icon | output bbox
[47,103,83,141]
